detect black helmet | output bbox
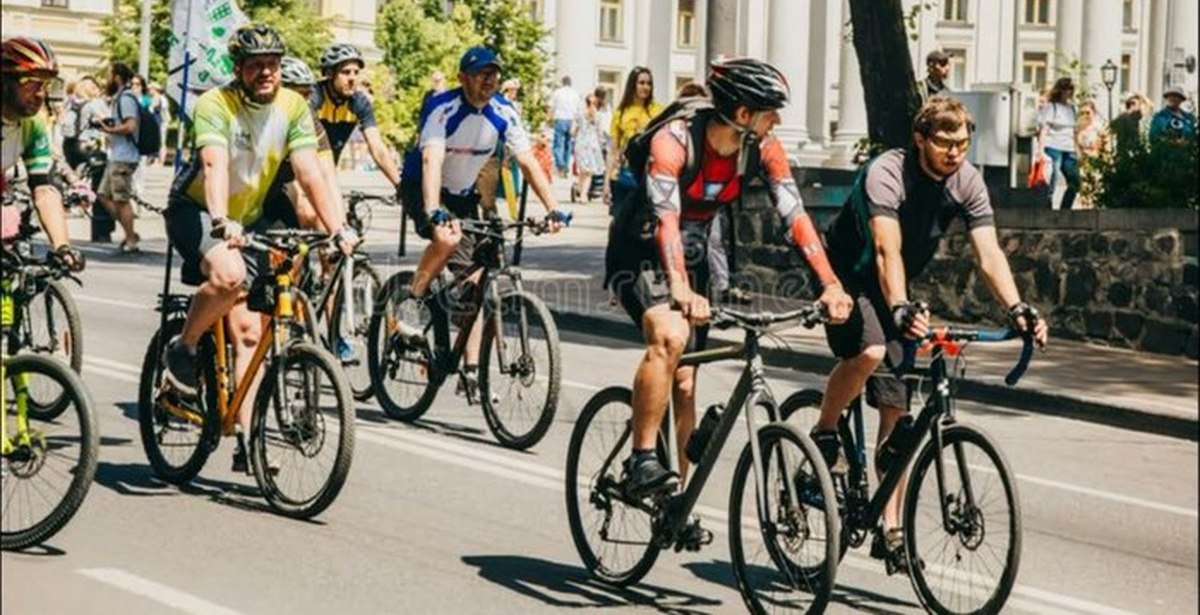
[320,43,364,74]
[228,23,286,63]
[280,56,316,87]
[706,57,789,115]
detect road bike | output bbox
[566,305,841,614]
[367,215,566,451]
[138,229,356,519]
[2,243,98,550]
[779,324,1035,614]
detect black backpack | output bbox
[117,90,163,157]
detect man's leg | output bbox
[628,305,690,494]
[671,364,698,484]
[98,162,138,249]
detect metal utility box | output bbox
[954,85,1014,167]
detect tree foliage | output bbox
[848,0,921,153]
[1085,121,1199,209]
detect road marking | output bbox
[1015,472,1198,518]
[83,363,140,385]
[86,354,141,374]
[75,293,152,311]
[77,568,242,615]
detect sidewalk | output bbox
[117,167,1200,441]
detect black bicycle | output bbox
[566,305,841,614]
[779,325,1035,614]
[367,215,564,450]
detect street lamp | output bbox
[1101,59,1118,121]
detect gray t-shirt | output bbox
[107,88,141,163]
[1037,101,1077,153]
[77,98,108,148]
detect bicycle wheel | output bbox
[136,319,220,485]
[330,258,382,401]
[479,290,561,450]
[903,424,1022,615]
[250,342,355,519]
[729,422,839,614]
[565,386,664,586]
[2,354,98,550]
[367,271,439,422]
[20,280,84,420]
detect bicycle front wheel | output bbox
[367,271,439,422]
[565,386,662,586]
[729,422,839,614]
[2,354,98,550]
[330,258,382,401]
[20,279,84,420]
[479,290,561,450]
[903,424,1022,615]
[250,342,355,519]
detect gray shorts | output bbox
[98,161,138,202]
[824,288,909,410]
[164,199,267,287]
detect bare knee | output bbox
[229,309,261,350]
[644,317,688,364]
[203,250,247,293]
[851,345,886,371]
[673,365,697,399]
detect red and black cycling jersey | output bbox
[645,116,837,287]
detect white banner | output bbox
[165,0,248,121]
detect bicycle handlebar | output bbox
[344,190,398,206]
[895,327,1035,386]
[708,303,827,331]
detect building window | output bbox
[600,0,623,43]
[946,49,967,90]
[1022,52,1049,90]
[41,0,69,7]
[942,0,968,22]
[1023,0,1051,25]
[525,0,543,21]
[1120,53,1132,94]
[596,68,621,104]
[1122,0,1134,29]
[677,0,696,49]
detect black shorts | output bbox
[399,180,482,274]
[164,196,268,287]
[824,286,909,410]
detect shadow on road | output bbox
[460,554,721,613]
[680,559,917,614]
[3,543,68,557]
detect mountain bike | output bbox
[2,245,98,550]
[566,305,841,614]
[779,325,1035,614]
[367,215,567,451]
[138,229,356,519]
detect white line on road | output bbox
[83,363,140,384]
[1016,472,1198,518]
[77,568,243,615]
[86,354,142,374]
[75,293,152,311]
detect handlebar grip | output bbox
[1004,335,1035,386]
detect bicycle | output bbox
[367,215,566,451]
[137,228,356,519]
[2,248,98,550]
[565,305,841,614]
[778,324,1035,614]
[0,196,85,420]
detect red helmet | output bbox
[1,36,59,76]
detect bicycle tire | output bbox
[2,353,98,550]
[367,271,439,422]
[479,290,561,450]
[903,424,1022,615]
[729,421,839,614]
[21,279,84,420]
[136,319,220,485]
[250,342,355,519]
[330,258,382,402]
[565,386,664,586]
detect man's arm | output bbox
[291,148,345,235]
[513,149,559,213]
[31,184,70,248]
[871,216,908,307]
[362,126,401,186]
[967,225,1020,307]
[101,94,138,136]
[199,146,230,219]
[421,143,446,213]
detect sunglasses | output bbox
[927,134,971,152]
[15,75,61,92]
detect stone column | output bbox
[1080,0,1123,103]
[832,0,867,150]
[706,0,738,63]
[768,0,811,148]
[1055,0,1084,66]
[554,0,596,90]
[635,0,673,97]
[1166,0,1199,97]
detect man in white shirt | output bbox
[548,75,580,178]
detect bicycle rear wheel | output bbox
[903,424,1021,615]
[367,271,439,422]
[20,280,84,420]
[729,422,839,614]
[2,354,98,550]
[565,386,664,586]
[250,342,355,519]
[479,290,561,450]
[137,319,219,485]
[330,258,382,401]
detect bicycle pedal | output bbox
[674,518,714,552]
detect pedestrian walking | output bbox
[549,75,581,178]
[572,93,606,203]
[604,67,662,208]
[1036,77,1081,210]
[95,61,140,253]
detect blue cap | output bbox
[459,46,501,74]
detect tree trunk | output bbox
[848,0,921,150]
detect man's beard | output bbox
[106,80,119,97]
[241,81,278,105]
[1,86,40,118]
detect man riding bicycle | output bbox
[398,45,567,393]
[1,36,84,271]
[160,24,357,472]
[815,96,1049,569]
[606,58,853,498]
[312,42,400,187]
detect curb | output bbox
[550,309,1199,443]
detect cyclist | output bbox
[1,36,83,270]
[398,45,567,392]
[311,43,400,186]
[606,58,852,498]
[159,24,357,472]
[815,96,1049,570]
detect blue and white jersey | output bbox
[404,88,532,196]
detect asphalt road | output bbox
[2,180,1197,614]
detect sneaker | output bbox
[871,527,910,576]
[161,336,199,399]
[623,455,679,499]
[335,337,359,364]
[232,446,279,476]
[810,429,848,475]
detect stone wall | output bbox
[731,186,1199,358]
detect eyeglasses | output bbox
[927,134,971,152]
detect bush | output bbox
[1085,118,1199,209]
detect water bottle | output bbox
[875,415,917,474]
[686,404,725,464]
